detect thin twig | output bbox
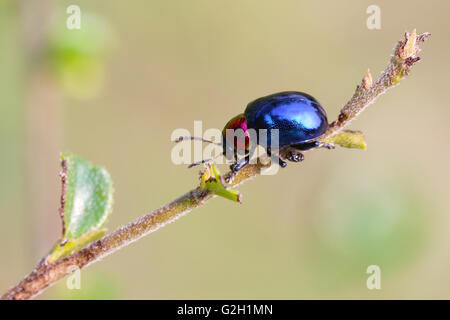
[1,30,430,300]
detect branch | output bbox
[1,30,430,300]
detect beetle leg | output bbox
[287,151,304,162]
[317,141,335,149]
[266,147,287,168]
[230,157,249,172]
[226,157,250,182]
[279,146,304,163]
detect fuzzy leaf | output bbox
[200,164,241,203]
[47,153,113,263]
[323,130,367,149]
[47,229,106,263]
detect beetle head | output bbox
[222,113,250,160]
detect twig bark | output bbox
[1,30,430,300]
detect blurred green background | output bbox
[1,0,449,299]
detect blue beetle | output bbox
[221,91,330,174]
[177,91,330,174]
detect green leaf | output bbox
[61,153,113,238]
[47,153,113,263]
[47,229,106,263]
[200,164,241,203]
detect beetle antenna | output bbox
[174,136,222,146]
[187,158,213,168]
[187,153,223,168]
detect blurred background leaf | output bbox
[47,11,114,99]
[51,269,124,300]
